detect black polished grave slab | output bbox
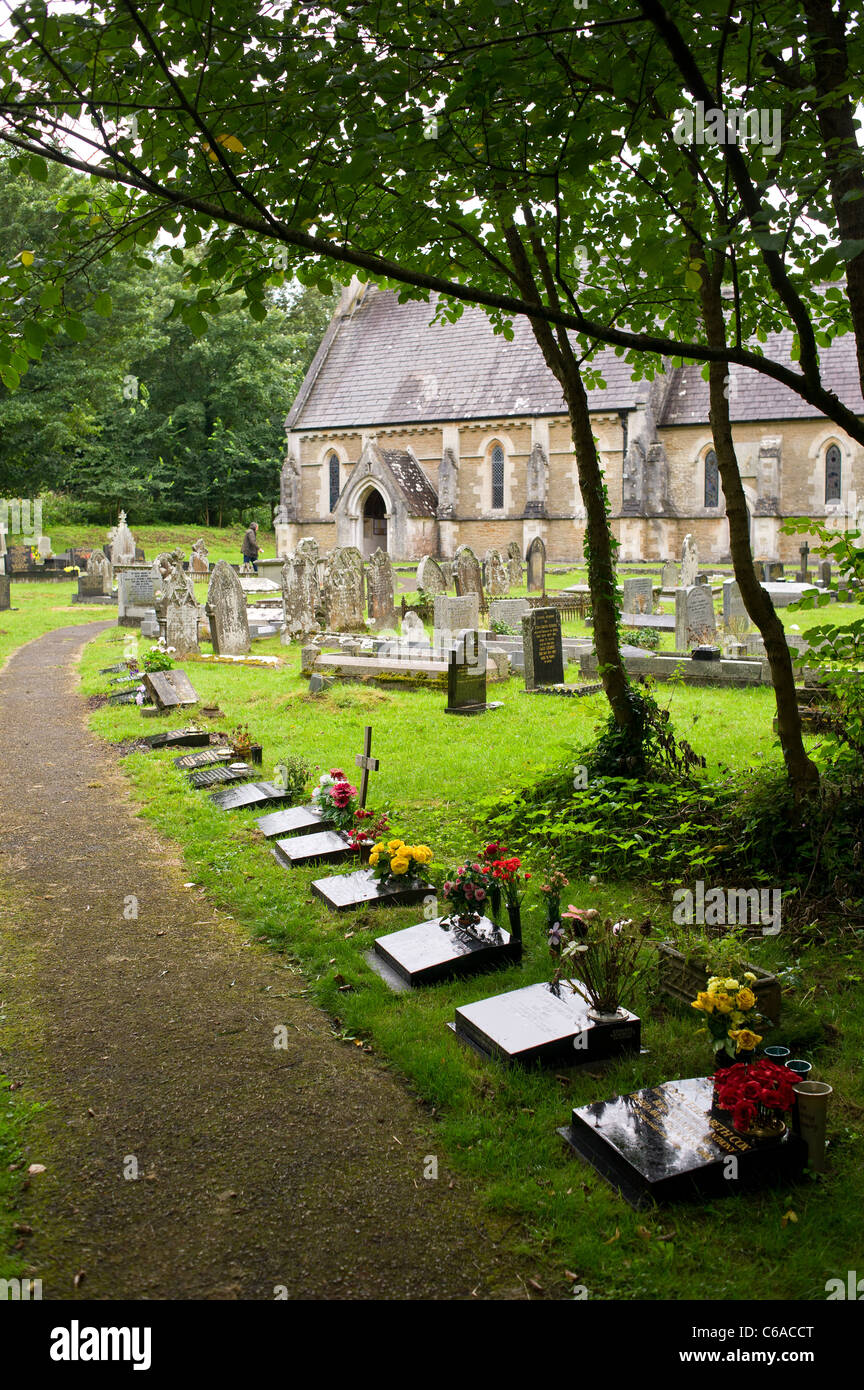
[369,916,520,991]
[450,980,640,1068]
[255,804,332,838]
[211,781,293,811]
[144,728,211,750]
[273,829,364,867]
[188,763,251,789]
[311,867,433,913]
[173,747,232,770]
[559,1076,808,1209]
[107,688,143,706]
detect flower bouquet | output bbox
[712,1059,796,1141]
[311,769,360,830]
[485,849,530,949]
[345,808,391,852]
[690,974,763,1063]
[441,860,499,942]
[368,838,433,887]
[539,856,570,936]
[553,912,650,1018]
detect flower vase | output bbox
[488,884,502,921]
[506,901,523,957]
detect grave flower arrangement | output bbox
[346,808,391,851]
[486,848,531,949]
[368,838,433,884]
[141,644,174,672]
[311,769,360,831]
[441,860,493,928]
[712,1059,796,1139]
[553,912,651,1017]
[539,856,570,935]
[690,974,763,1061]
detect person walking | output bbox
[242,520,260,574]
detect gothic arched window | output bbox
[704,449,719,508]
[328,452,341,512]
[825,443,842,502]
[491,444,505,510]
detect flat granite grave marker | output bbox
[311,866,433,913]
[559,1076,807,1208]
[522,606,565,689]
[211,781,293,812]
[273,829,362,867]
[255,804,333,838]
[144,728,211,750]
[368,916,520,991]
[449,979,640,1068]
[173,747,232,770]
[188,763,252,790]
[144,669,199,709]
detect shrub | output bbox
[622,625,661,650]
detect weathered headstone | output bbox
[675,584,717,650]
[400,610,426,644]
[190,538,209,575]
[87,549,113,595]
[280,548,319,640]
[526,536,546,593]
[818,560,832,587]
[661,560,679,590]
[109,510,136,565]
[323,546,365,632]
[622,577,654,615]
[522,607,565,689]
[484,549,509,597]
[416,554,448,596]
[753,560,765,581]
[366,548,397,626]
[489,597,530,628]
[164,584,201,657]
[446,629,490,715]
[433,593,480,637]
[680,534,699,588]
[766,560,785,581]
[36,536,52,558]
[206,560,251,655]
[118,564,159,626]
[452,545,484,603]
[796,542,810,583]
[507,540,522,589]
[722,580,748,628]
[7,544,33,573]
[0,574,10,611]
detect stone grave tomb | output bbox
[675,584,717,650]
[522,606,565,689]
[446,629,501,715]
[256,804,333,838]
[311,866,434,913]
[206,561,251,655]
[449,979,640,1068]
[368,914,520,992]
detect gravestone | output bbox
[818,560,832,587]
[211,781,293,812]
[661,560,679,590]
[109,510,136,565]
[433,593,479,636]
[273,829,361,868]
[7,544,33,573]
[190,538,209,575]
[452,545,484,603]
[560,1076,807,1209]
[484,549,509,597]
[76,572,108,602]
[797,542,810,583]
[117,564,159,626]
[206,561,251,655]
[680,534,699,588]
[311,866,434,913]
[507,540,522,588]
[526,536,546,593]
[87,548,113,595]
[366,548,397,626]
[622,577,654,614]
[144,727,211,750]
[280,548,319,640]
[400,611,426,644]
[416,554,448,596]
[722,579,748,627]
[188,763,252,790]
[446,629,495,715]
[144,669,199,710]
[164,584,200,658]
[675,585,717,650]
[173,747,232,770]
[256,804,333,838]
[0,574,10,611]
[522,607,565,689]
[766,560,784,581]
[369,916,519,991]
[323,546,365,632]
[489,597,529,628]
[450,979,640,1068]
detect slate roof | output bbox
[382,448,438,517]
[660,330,864,425]
[287,287,647,429]
[288,287,864,430]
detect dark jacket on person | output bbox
[242,526,259,560]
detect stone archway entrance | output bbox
[362,489,388,557]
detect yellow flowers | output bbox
[736,987,756,1011]
[390,856,410,876]
[371,838,433,879]
[691,970,763,1060]
[731,1028,763,1053]
[691,991,714,1014]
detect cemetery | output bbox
[1,3,864,1333]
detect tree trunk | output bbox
[698,265,820,792]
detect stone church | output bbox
[277,279,864,564]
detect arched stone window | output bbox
[704,449,719,508]
[328,452,341,512]
[491,443,505,510]
[825,443,842,503]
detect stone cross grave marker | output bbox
[675,584,717,650]
[522,606,565,689]
[526,536,546,593]
[354,725,380,808]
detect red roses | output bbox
[713,1059,797,1134]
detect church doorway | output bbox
[362,489,388,557]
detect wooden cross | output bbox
[354,725,380,808]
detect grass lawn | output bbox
[54,618,864,1302]
[32,522,279,567]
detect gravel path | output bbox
[0,624,526,1300]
